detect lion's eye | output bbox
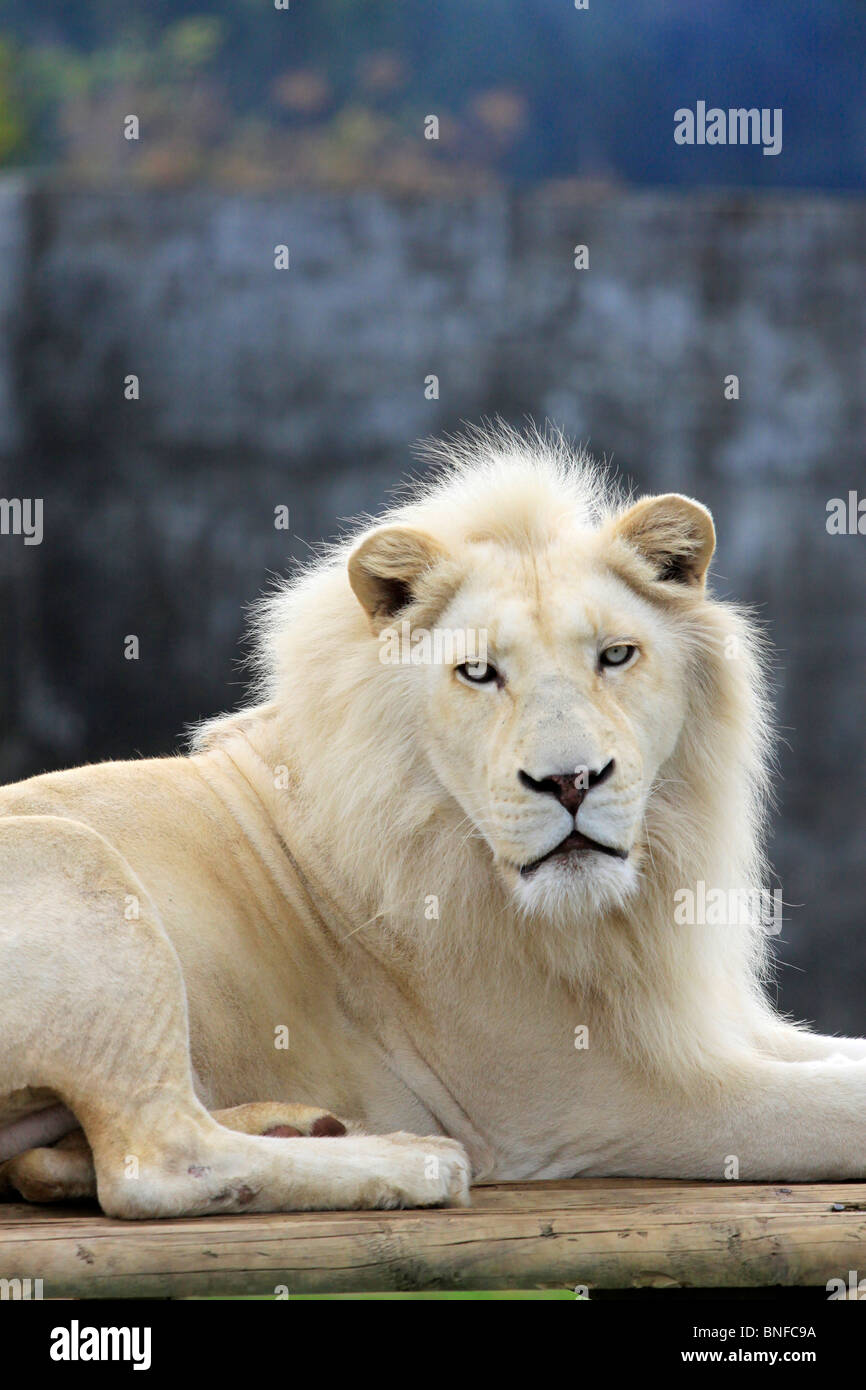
[600,643,636,669]
[456,660,499,686]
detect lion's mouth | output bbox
[519,830,628,876]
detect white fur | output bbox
[3,423,866,1206]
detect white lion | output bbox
[1,425,865,1218]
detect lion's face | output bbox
[349,490,715,918]
[423,555,689,914]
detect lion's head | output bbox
[347,470,716,921]
[246,426,773,1014]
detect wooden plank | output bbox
[1,1180,865,1298]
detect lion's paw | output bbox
[360,1132,472,1209]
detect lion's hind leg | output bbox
[213,1102,358,1139]
[0,815,469,1217]
[0,1130,96,1204]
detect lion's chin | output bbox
[508,850,639,921]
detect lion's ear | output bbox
[612,493,715,589]
[348,525,448,632]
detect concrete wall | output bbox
[1,182,865,1031]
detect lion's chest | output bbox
[384,973,636,1180]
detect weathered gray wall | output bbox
[1,183,865,1032]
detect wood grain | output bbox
[2,1179,865,1298]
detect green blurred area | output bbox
[0,1,531,190]
[2,0,864,190]
[190,1289,582,1300]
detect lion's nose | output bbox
[519,759,615,815]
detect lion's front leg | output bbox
[601,1054,866,1183]
[754,1022,866,1064]
[2,1117,471,1217]
[0,1103,361,1205]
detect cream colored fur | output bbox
[2,424,866,1219]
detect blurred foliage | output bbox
[0,0,863,189]
[0,38,25,163]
